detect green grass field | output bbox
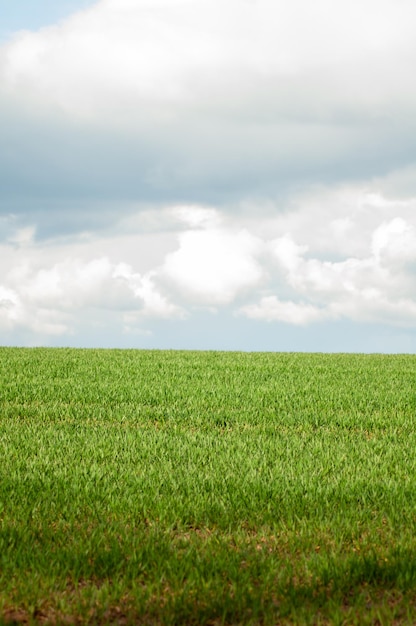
[1,348,416,624]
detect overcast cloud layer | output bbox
[1,0,416,351]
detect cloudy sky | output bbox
[1,0,416,352]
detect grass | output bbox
[1,348,416,624]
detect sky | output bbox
[1,0,416,352]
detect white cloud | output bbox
[245,186,416,260]
[161,226,263,305]
[2,180,416,343]
[7,225,36,247]
[170,205,221,230]
[241,296,328,325]
[113,263,184,319]
[371,218,416,266]
[0,285,22,327]
[0,283,68,335]
[269,235,307,275]
[239,193,416,327]
[0,249,182,336]
[2,0,416,129]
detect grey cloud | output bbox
[1,0,416,241]
[3,97,416,243]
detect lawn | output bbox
[1,348,416,624]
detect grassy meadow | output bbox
[1,347,416,624]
